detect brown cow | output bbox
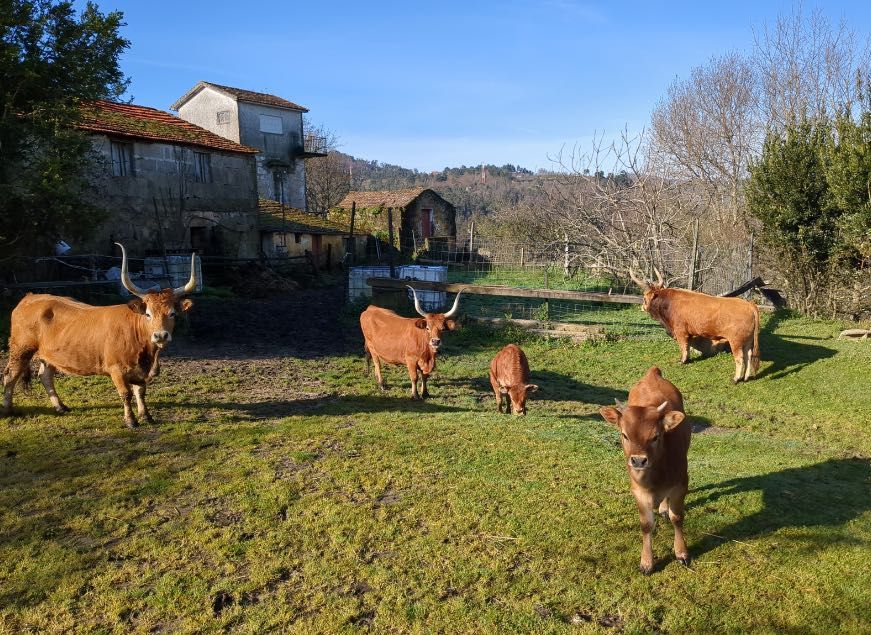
[489,344,538,415]
[2,243,196,427]
[360,287,464,399]
[599,366,691,574]
[630,268,760,383]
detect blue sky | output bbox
[90,1,871,172]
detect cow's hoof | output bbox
[142,415,155,425]
[410,394,422,401]
[378,384,388,392]
[676,555,691,567]
[639,563,654,576]
[421,391,430,399]
[125,419,139,429]
[54,405,70,414]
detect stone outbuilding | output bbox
[258,199,366,269]
[331,188,456,254]
[78,100,260,258]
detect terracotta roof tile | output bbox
[258,199,362,235]
[335,187,434,210]
[78,100,258,154]
[172,81,308,112]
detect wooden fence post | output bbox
[688,218,699,290]
[348,201,356,265]
[387,207,395,278]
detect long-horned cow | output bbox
[2,243,197,427]
[599,366,691,574]
[360,287,464,399]
[630,268,760,383]
[489,344,538,415]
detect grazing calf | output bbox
[599,366,691,574]
[489,344,538,415]
[360,287,464,399]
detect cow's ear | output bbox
[525,384,539,392]
[127,298,146,314]
[663,411,685,431]
[445,319,457,331]
[177,298,194,313]
[599,406,621,426]
[414,318,427,329]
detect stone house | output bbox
[331,188,456,254]
[258,199,366,269]
[171,82,326,209]
[78,100,260,258]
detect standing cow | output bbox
[630,268,760,383]
[2,243,197,427]
[489,344,538,415]
[599,366,691,574]
[360,287,464,399]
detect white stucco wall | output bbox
[175,87,240,143]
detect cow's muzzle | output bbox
[429,338,442,349]
[152,331,172,347]
[629,455,649,469]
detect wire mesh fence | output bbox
[348,233,756,338]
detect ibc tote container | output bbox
[398,265,447,312]
[348,265,392,302]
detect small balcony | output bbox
[301,134,328,158]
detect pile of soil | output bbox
[222,263,302,298]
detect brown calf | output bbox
[360,287,464,399]
[599,366,691,574]
[489,344,538,415]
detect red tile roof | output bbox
[258,199,363,235]
[335,187,435,210]
[78,100,258,154]
[171,81,309,112]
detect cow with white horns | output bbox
[360,287,465,399]
[2,243,197,427]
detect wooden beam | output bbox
[367,277,643,305]
[720,276,765,297]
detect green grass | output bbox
[0,312,869,633]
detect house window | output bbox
[259,114,283,134]
[194,152,212,183]
[190,226,208,251]
[216,110,231,125]
[110,141,134,176]
[294,233,301,244]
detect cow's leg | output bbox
[729,339,745,384]
[658,497,670,520]
[406,361,421,400]
[490,371,503,413]
[109,369,137,428]
[675,331,690,364]
[742,342,754,381]
[132,384,154,425]
[2,348,35,416]
[634,490,656,574]
[668,488,690,566]
[370,354,387,391]
[420,372,430,399]
[39,363,69,414]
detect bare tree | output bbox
[303,118,349,216]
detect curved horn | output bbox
[614,398,626,413]
[628,266,648,288]
[653,267,664,286]
[173,252,198,297]
[657,401,669,413]
[407,285,427,317]
[443,288,465,319]
[115,242,148,299]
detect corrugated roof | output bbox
[171,81,308,112]
[78,100,258,154]
[335,187,435,210]
[258,199,362,235]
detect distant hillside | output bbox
[337,152,541,229]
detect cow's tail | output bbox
[751,304,760,375]
[363,342,371,376]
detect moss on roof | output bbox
[258,199,363,235]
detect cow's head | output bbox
[117,243,197,349]
[629,267,665,312]
[501,382,539,416]
[407,286,465,350]
[599,400,685,471]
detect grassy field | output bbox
[0,298,869,633]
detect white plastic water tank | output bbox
[398,265,447,312]
[348,266,392,302]
[141,255,204,293]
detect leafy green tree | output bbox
[746,121,838,313]
[0,0,128,268]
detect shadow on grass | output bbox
[756,310,838,381]
[690,458,870,560]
